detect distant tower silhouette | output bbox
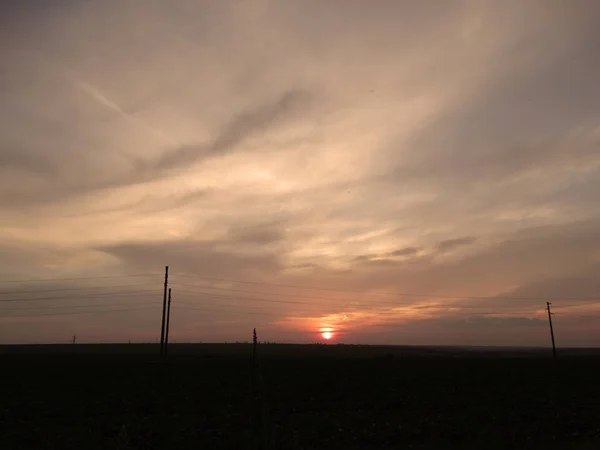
[72,334,76,344]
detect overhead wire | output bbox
[2,271,597,302]
[171,274,600,302]
[172,283,396,304]
[173,289,423,315]
[0,282,162,295]
[171,284,599,312]
[172,292,548,319]
[1,289,592,322]
[0,273,160,284]
[5,306,161,318]
[0,289,159,303]
[0,270,596,323]
[1,299,159,312]
[175,298,326,317]
[175,305,283,317]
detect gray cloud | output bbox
[389,246,421,257]
[130,88,314,180]
[0,87,314,210]
[228,224,287,246]
[352,246,422,264]
[0,147,58,177]
[368,3,600,196]
[97,240,283,279]
[463,265,600,315]
[384,126,600,190]
[437,237,477,253]
[314,218,600,314]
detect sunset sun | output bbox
[322,331,333,340]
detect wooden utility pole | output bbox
[160,265,169,358]
[252,328,258,386]
[546,302,557,361]
[165,288,172,358]
[251,328,262,450]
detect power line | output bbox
[1,299,157,312]
[0,281,568,316]
[144,286,600,322]
[171,274,600,302]
[175,296,307,308]
[172,283,413,306]
[176,305,282,317]
[175,288,344,306]
[173,290,579,324]
[0,289,158,304]
[172,283,600,308]
[0,273,159,285]
[173,293,541,319]
[2,271,598,301]
[0,282,160,296]
[176,298,298,313]
[0,292,553,322]
[175,300,359,318]
[172,288,543,315]
[4,306,161,318]
[0,282,575,321]
[173,303,503,319]
[174,289,420,314]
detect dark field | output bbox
[1,344,599,449]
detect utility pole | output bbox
[160,265,169,358]
[165,288,172,359]
[251,328,262,450]
[546,302,557,361]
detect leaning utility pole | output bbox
[165,288,172,358]
[546,302,557,361]
[160,265,169,358]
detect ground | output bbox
[1,344,599,449]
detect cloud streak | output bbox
[75,80,180,146]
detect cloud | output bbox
[228,222,287,246]
[0,147,58,176]
[436,236,477,253]
[75,80,179,146]
[0,86,314,210]
[130,88,314,180]
[383,124,600,190]
[97,239,283,279]
[389,246,421,257]
[333,218,600,314]
[351,246,422,265]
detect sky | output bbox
[1,0,599,346]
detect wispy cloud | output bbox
[75,80,180,146]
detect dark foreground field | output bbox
[1,344,599,450]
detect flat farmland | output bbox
[1,344,599,449]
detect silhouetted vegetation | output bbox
[1,344,599,449]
